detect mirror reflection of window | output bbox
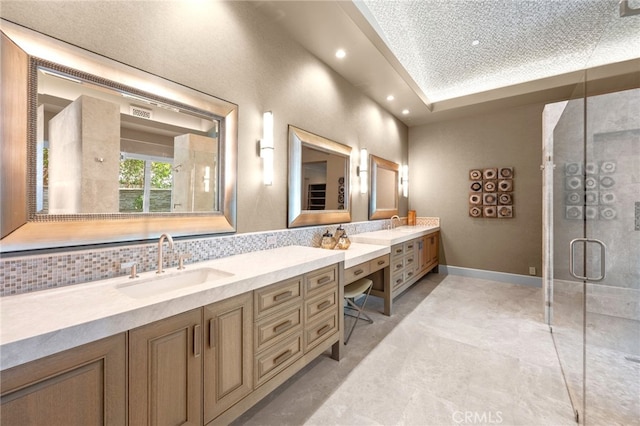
[119,155,173,213]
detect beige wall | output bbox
[409,103,545,276]
[0,1,408,232]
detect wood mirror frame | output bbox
[1,22,238,252]
[287,126,352,228]
[368,154,400,220]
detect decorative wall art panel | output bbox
[564,160,617,220]
[468,166,514,218]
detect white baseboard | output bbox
[439,265,542,287]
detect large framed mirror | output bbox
[369,154,400,220]
[288,126,352,228]
[1,22,237,252]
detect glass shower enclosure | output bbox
[543,49,639,426]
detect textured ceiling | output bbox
[357,0,640,103]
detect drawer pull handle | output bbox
[407,258,414,263]
[395,248,403,254]
[317,324,332,335]
[354,269,364,276]
[317,276,331,285]
[273,320,293,334]
[317,300,331,310]
[395,263,403,269]
[274,290,293,302]
[209,319,215,348]
[274,349,293,366]
[377,260,385,265]
[407,245,414,249]
[407,272,414,277]
[194,324,201,358]
[396,278,403,284]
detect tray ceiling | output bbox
[255,0,640,126]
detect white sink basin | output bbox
[117,267,233,298]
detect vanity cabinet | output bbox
[1,262,341,426]
[303,266,340,352]
[129,308,203,426]
[421,231,440,273]
[0,333,126,426]
[390,239,419,293]
[389,231,439,302]
[204,292,253,423]
[253,277,304,387]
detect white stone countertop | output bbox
[350,225,440,246]
[0,245,346,370]
[342,242,390,269]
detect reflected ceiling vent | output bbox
[130,105,153,120]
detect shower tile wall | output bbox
[0,217,440,296]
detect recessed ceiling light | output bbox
[402,109,410,115]
[386,95,395,101]
[471,39,480,46]
[335,49,346,59]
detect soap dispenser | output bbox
[334,224,345,241]
[334,230,351,250]
[321,230,336,249]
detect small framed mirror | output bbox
[369,154,399,219]
[288,126,352,227]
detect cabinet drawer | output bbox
[404,254,417,271]
[255,306,302,353]
[304,312,338,353]
[254,334,302,387]
[404,240,417,252]
[305,265,337,296]
[254,277,302,319]
[344,262,370,284]
[369,255,389,273]
[391,272,405,289]
[305,289,338,323]
[391,244,404,258]
[404,268,417,283]
[391,257,405,273]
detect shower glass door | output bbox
[545,68,640,425]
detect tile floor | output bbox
[233,273,578,425]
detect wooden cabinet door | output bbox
[129,309,202,426]
[428,232,439,266]
[1,333,126,426]
[423,232,439,271]
[204,292,253,423]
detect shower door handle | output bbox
[569,238,606,282]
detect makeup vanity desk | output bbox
[349,226,440,315]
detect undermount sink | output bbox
[117,267,234,298]
[391,226,418,233]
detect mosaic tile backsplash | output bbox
[1,218,439,296]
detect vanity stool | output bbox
[343,277,374,345]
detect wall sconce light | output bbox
[357,148,368,194]
[260,111,274,186]
[401,164,409,197]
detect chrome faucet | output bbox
[390,215,401,230]
[157,233,174,274]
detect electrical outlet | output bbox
[529,267,536,276]
[266,236,276,246]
